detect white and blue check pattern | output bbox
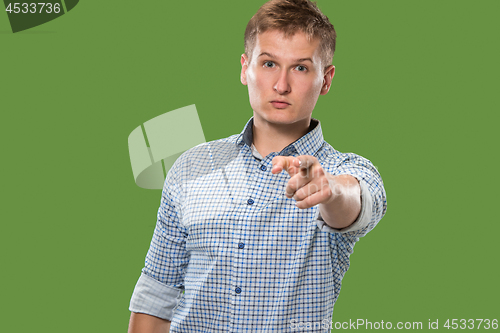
[130,118,387,332]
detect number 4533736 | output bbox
[444,319,498,329]
[5,3,61,14]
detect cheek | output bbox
[311,75,324,92]
[309,76,324,97]
[298,79,323,108]
[246,70,265,101]
[247,69,263,89]
[299,80,321,97]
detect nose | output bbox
[273,70,291,95]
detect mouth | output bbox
[270,100,291,109]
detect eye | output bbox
[263,61,275,68]
[295,65,307,72]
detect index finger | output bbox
[296,155,318,170]
[271,156,297,174]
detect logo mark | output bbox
[128,105,206,189]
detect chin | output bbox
[263,114,307,126]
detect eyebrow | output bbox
[258,52,314,63]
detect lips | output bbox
[270,100,291,109]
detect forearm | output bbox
[319,174,361,229]
[128,312,171,333]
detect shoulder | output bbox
[317,141,368,167]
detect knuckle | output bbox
[332,183,343,196]
[324,186,332,197]
[293,191,303,201]
[321,177,329,187]
[290,177,300,188]
[314,166,325,177]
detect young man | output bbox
[128,0,387,332]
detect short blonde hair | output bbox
[244,0,336,69]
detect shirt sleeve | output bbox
[129,162,189,320]
[316,153,387,238]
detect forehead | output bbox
[253,30,321,62]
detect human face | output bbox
[240,30,335,128]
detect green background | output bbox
[1,1,499,331]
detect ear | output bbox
[240,54,249,85]
[320,65,335,95]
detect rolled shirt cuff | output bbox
[129,272,183,320]
[316,179,373,234]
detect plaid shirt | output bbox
[130,118,387,332]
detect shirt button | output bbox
[235,287,242,294]
[247,199,254,205]
[238,243,245,249]
[260,165,267,171]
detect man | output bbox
[128,0,387,332]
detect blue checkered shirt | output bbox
[130,118,387,332]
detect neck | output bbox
[252,117,311,158]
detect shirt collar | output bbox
[236,117,324,157]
